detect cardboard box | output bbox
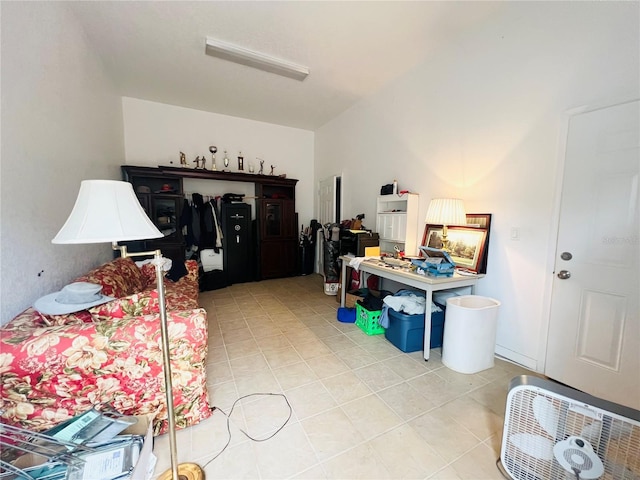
[345,288,391,309]
[345,288,369,308]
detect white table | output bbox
[339,256,483,361]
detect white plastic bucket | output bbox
[442,295,501,374]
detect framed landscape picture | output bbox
[421,213,492,273]
[423,226,487,272]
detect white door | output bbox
[545,100,639,410]
[318,175,340,224]
[317,175,341,274]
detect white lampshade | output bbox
[425,198,467,226]
[52,180,163,244]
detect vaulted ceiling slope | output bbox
[68,1,504,130]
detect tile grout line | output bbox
[195,277,522,479]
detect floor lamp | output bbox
[52,180,204,480]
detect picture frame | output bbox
[462,213,491,273]
[422,226,488,272]
[465,213,492,230]
[421,213,492,273]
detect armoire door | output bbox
[257,199,297,279]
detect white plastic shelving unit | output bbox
[375,192,420,256]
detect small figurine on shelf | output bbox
[179,151,187,167]
[194,156,204,169]
[270,165,276,176]
[258,159,264,175]
[209,146,217,171]
[237,151,244,171]
[223,150,230,169]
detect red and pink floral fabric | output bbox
[0,258,211,435]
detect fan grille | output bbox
[563,448,593,470]
[501,383,640,479]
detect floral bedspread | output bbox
[0,258,211,435]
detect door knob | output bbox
[557,270,571,280]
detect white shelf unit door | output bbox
[376,193,420,256]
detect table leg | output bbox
[340,260,347,308]
[423,289,432,361]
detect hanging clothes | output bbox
[210,198,223,249]
[191,193,204,248]
[200,201,215,250]
[197,196,223,252]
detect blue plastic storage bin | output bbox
[431,304,445,349]
[385,306,445,352]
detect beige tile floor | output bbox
[152,274,532,479]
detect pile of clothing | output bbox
[379,289,432,328]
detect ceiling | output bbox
[69,1,505,131]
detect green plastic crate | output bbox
[355,302,385,335]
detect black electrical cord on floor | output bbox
[201,392,292,470]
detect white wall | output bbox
[315,2,639,369]
[0,2,125,324]
[121,98,315,225]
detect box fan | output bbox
[500,375,640,480]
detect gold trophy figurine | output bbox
[209,146,217,171]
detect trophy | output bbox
[209,146,217,171]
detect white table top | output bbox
[340,255,484,291]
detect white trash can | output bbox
[442,295,501,374]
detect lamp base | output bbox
[157,463,204,480]
[440,226,451,253]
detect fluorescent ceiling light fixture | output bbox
[205,37,309,81]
